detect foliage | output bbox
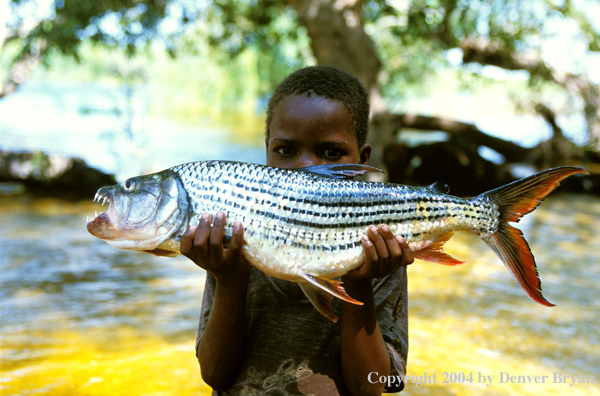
[364,0,598,98]
[2,0,313,111]
[6,0,181,58]
[3,0,600,149]
[194,1,599,149]
[5,0,598,94]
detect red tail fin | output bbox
[482,167,588,307]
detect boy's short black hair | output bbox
[266,66,370,148]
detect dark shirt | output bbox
[197,266,408,395]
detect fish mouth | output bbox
[86,189,124,239]
[87,190,110,223]
[88,189,112,221]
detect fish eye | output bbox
[123,179,136,192]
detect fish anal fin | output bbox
[301,274,363,306]
[414,232,465,266]
[298,283,338,322]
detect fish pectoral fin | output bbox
[299,164,384,179]
[413,232,465,266]
[301,274,363,305]
[298,283,338,322]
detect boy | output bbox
[181,66,413,395]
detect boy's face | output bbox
[266,94,371,169]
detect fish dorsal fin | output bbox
[427,181,450,194]
[299,274,363,322]
[299,164,384,180]
[413,232,465,265]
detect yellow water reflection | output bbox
[1,328,211,395]
[1,193,598,395]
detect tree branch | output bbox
[459,37,600,151]
[371,112,531,163]
[1,45,45,99]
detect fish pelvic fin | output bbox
[413,232,465,265]
[142,248,181,257]
[298,283,338,322]
[299,274,363,322]
[482,166,588,307]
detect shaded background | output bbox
[1,0,599,395]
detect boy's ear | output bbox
[359,143,372,165]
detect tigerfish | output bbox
[86,160,587,321]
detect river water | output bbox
[1,81,599,395]
[0,191,598,396]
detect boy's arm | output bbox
[340,225,414,396]
[181,212,250,390]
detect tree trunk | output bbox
[287,0,380,100]
[287,0,392,172]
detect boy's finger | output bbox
[380,224,401,255]
[396,235,415,265]
[194,213,212,251]
[180,226,198,260]
[368,225,389,271]
[361,234,378,268]
[380,224,402,272]
[227,221,244,256]
[209,212,226,261]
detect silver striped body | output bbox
[170,161,501,281]
[88,163,588,315]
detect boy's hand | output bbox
[180,212,250,286]
[343,224,414,283]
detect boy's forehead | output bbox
[271,94,355,141]
[275,94,348,119]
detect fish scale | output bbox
[87,160,587,321]
[170,161,497,280]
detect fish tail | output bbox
[481,167,588,307]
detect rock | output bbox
[0,151,116,199]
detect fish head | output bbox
[87,171,189,255]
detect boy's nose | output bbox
[295,153,325,168]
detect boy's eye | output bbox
[276,147,296,156]
[322,148,344,160]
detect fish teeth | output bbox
[93,192,109,206]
